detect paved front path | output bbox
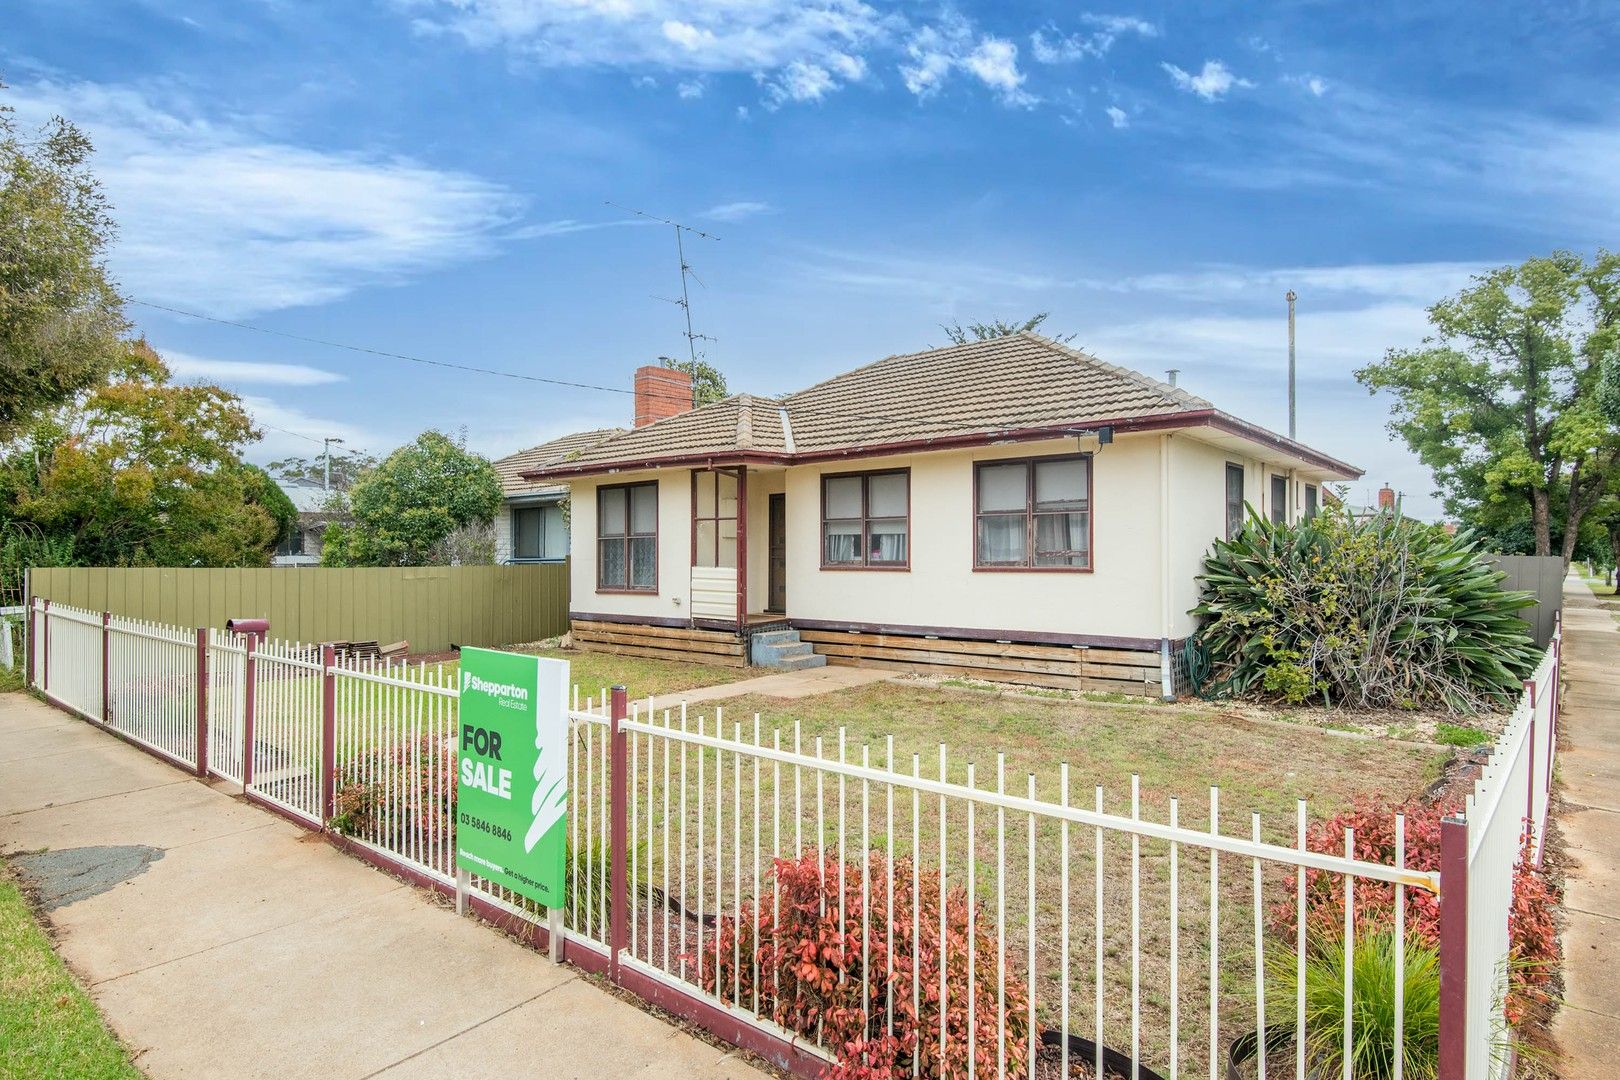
[1550,578,1620,1076]
[0,692,765,1080]
[649,663,890,711]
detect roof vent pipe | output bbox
[1165,368,1180,387]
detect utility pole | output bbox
[1286,290,1297,441]
[322,437,344,493]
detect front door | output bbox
[767,493,787,613]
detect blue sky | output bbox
[8,1,1619,518]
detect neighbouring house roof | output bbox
[494,427,626,497]
[526,334,1362,480]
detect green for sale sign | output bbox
[456,648,570,908]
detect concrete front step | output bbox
[749,628,828,669]
[770,653,828,671]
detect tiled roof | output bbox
[541,335,1206,472]
[494,428,625,496]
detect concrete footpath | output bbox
[1550,579,1620,1076]
[0,692,765,1080]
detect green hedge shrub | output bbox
[1190,509,1539,711]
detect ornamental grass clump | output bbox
[1191,508,1539,712]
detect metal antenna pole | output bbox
[674,225,699,366]
[1286,290,1297,441]
[605,202,719,373]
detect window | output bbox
[1270,475,1288,525]
[821,470,909,568]
[1225,463,1245,539]
[513,503,566,561]
[597,482,657,591]
[1304,484,1318,520]
[692,470,739,568]
[973,455,1090,570]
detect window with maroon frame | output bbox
[597,482,657,591]
[821,470,909,567]
[973,455,1090,569]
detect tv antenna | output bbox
[606,201,719,366]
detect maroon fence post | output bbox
[321,644,337,822]
[101,612,111,726]
[242,636,258,787]
[25,599,38,688]
[1437,814,1469,1080]
[195,628,209,778]
[609,684,629,984]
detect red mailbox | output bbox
[225,617,269,641]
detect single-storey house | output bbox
[526,335,1361,696]
[492,428,623,564]
[270,485,347,567]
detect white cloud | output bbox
[766,60,838,105]
[506,217,651,240]
[1106,105,1128,129]
[900,18,1035,107]
[161,349,345,387]
[632,74,658,89]
[1306,76,1327,97]
[240,395,393,465]
[8,79,517,317]
[1030,14,1158,63]
[736,105,751,120]
[963,38,1036,107]
[411,0,888,88]
[677,79,705,99]
[1162,60,1254,101]
[701,201,774,221]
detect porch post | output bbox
[735,466,749,630]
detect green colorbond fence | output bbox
[26,564,569,654]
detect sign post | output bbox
[456,647,570,956]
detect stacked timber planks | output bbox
[571,620,747,668]
[797,629,1162,696]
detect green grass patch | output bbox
[440,646,749,703]
[1435,722,1492,747]
[0,664,24,694]
[0,871,141,1080]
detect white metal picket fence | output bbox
[1446,632,1561,1080]
[24,596,1561,1080]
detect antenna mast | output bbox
[606,201,719,366]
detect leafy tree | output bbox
[321,430,501,566]
[1357,251,1620,567]
[267,451,377,492]
[939,312,1077,346]
[0,341,284,566]
[1,82,129,438]
[242,464,300,549]
[659,355,728,407]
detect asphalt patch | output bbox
[10,845,164,911]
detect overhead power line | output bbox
[128,298,1122,438]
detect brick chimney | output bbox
[634,365,693,428]
[1378,483,1396,510]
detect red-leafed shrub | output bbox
[331,735,457,860]
[695,849,1031,1080]
[1271,796,1559,1024]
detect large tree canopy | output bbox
[321,430,501,566]
[1357,251,1620,566]
[0,84,128,438]
[0,341,284,566]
